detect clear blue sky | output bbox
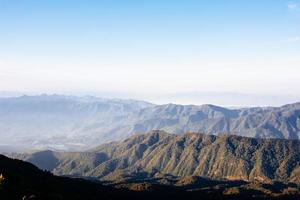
[0,0,300,106]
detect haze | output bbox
[0,0,300,106]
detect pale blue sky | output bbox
[0,0,300,105]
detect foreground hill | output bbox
[1,95,300,152]
[16,131,300,184]
[1,154,300,200]
[0,154,120,199]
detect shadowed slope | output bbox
[1,154,300,200]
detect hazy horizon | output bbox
[1,90,300,107]
[1,0,300,106]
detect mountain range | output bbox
[0,95,152,151]
[14,130,300,184]
[1,95,300,152]
[2,95,300,199]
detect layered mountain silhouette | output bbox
[2,95,300,199]
[1,95,300,152]
[15,131,300,184]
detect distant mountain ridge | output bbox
[0,94,153,151]
[0,95,300,152]
[124,102,300,139]
[14,130,300,184]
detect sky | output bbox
[0,0,300,106]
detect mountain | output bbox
[2,154,300,200]
[1,94,300,152]
[15,130,300,184]
[123,103,300,139]
[0,94,153,151]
